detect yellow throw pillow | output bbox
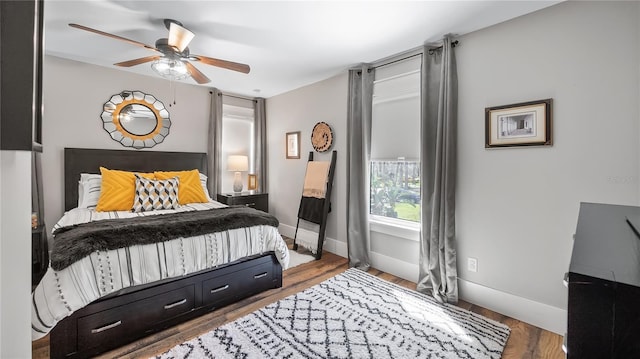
[154,169,208,205]
[96,167,154,212]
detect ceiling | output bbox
[44,1,560,98]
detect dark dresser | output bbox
[566,202,640,358]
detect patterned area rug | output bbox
[156,269,510,359]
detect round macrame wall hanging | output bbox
[311,122,334,152]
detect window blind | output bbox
[371,55,421,161]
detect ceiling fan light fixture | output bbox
[151,58,190,81]
[168,22,195,52]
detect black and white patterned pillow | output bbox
[132,175,180,212]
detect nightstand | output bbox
[217,192,269,212]
[32,225,48,288]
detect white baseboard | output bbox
[371,252,568,335]
[370,251,419,283]
[278,224,347,257]
[278,224,566,335]
[458,278,567,335]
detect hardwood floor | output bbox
[32,250,565,359]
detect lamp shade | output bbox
[228,155,249,172]
[168,22,195,52]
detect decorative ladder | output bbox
[293,150,337,260]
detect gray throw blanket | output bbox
[51,207,279,271]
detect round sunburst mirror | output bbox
[101,90,171,149]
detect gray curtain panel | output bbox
[207,88,223,197]
[417,36,459,303]
[346,65,373,270]
[254,98,268,192]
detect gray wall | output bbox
[456,0,639,309]
[265,0,640,332]
[266,73,348,250]
[41,56,211,232]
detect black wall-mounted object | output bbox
[1,0,44,151]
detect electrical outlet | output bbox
[467,257,478,273]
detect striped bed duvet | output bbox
[31,201,289,340]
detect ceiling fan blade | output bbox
[69,23,159,52]
[192,55,250,74]
[184,62,211,84]
[114,56,161,67]
[168,22,195,52]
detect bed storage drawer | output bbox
[50,253,282,359]
[77,284,195,352]
[202,261,275,308]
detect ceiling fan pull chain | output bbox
[173,79,177,106]
[167,78,177,107]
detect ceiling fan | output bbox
[68,19,250,84]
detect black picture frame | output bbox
[485,99,552,148]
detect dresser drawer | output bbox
[202,271,244,308]
[77,284,195,352]
[232,195,266,208]
[202,261,275,308]
[217,193,269,212]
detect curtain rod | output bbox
[370,40,460,71]
[373,53,421,70]
[428,40,459,55]
[222,93,257,102]
[208,91,258,103]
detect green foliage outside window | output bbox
[370,161,420,222]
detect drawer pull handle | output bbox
[563,272,569,287]
[164,298,187,310]
[244,203,256,207]
[91,320,122,334]
[254,272,268,279]
[211,284,230,293]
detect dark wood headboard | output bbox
[64,148,207,211]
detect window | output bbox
[370,55,421,224]
[370,160,420,222]
[221,99,255,193]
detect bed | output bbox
[32,148,288,358]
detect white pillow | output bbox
[77,182,84,208]
[78,173,102,209]
[199,173,214,202]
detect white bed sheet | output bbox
[32,202,289,340]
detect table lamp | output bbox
[228,155,249,192]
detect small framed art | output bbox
[286,131,300,159]
[248,174,257,190]
[485,99,552,148]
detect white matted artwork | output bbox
[485,99,552,148]
[286,131,300,159]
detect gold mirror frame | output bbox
[101,90,171,149]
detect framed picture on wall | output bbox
[248,174,257,190]
[485,99,552,148]
[286,131,300,159]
